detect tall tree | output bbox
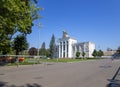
[13,34,28,55]
[39,42,46,56]
[28,47,37,55]
[0,0,41,54]
[49,34,56,58]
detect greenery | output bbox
[28,47,37,55]
[107,48,113,51]
[97,50,104,57]
[39,42,46,56]
[82,51,85,58]
[76,52,80,58]
[41,58,81,63]
[117,46,120,54]
[4,57,104,66]
[0,0,41,54]
[13,34,28,55]
[92,49,97,57]
[46,49,50,57]
[49,34,56,58]
[92,49,104,57]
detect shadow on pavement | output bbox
[106,66,120,87]
[0,81,42,87]
[99,65,112,68]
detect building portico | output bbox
[57,31,95,58]
[57,31,77,58]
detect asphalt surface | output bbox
[0,59,120,87]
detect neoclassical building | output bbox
[56,31,95,58]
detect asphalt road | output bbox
[0,59,120,87]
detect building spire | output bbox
[62,30,69,38]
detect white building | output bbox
[56,31,95,58]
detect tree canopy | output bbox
[117,46,120,54]
[0,0,41,54]
[92,49,97,57]
[13,34,28,55]
[97,50,104,57]
[76,52,80,58]
[28,47,37,55]
[92,49,104,57]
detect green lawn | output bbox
[40,58,81,62]
[5,57,103,66]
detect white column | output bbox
[68,41,70,58]
[62,41,63,58]
[65,41,67,58]
[67,41,69,58]
[59,44,60,58]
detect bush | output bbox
[18,57,25,62]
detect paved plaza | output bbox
[0,59,120,87]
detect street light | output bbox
[37,23,42,57]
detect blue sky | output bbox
[27,0,120,51]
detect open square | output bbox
[0,59,120,87]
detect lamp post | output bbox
[37,23,42,57]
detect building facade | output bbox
[56,31,95,58]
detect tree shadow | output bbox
[99,65,112,68]
[0,62,8,66]
[0,81,42,87]
[106,66,120,87]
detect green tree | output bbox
[13,34,28,55]
[107,48,112,51]
[46,49,50,57]
[82,51,86,58]
[28,47,37,55]
[39,42,46,56]
[49,34,56,58]
[0,40,12,55]
[76,52,80,58]
[117,46,120,54]
[97,50,104,57]
[0,0,41,54]
[92,49,97,57]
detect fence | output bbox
[0,55,45,66]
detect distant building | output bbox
[56,31,95,58]
[103,50,116,56]
[103,50,119,58]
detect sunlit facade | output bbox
[56,31,95,58]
